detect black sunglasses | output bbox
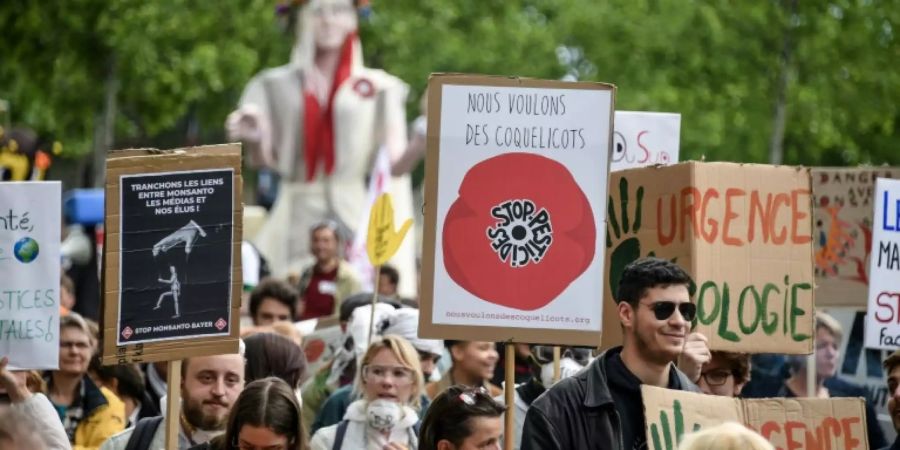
[641,301,697,322]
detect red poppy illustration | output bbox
[443,152,596,310]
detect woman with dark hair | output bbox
[244,332,308,390]
[189,377,304,450]
[419,384,505,450]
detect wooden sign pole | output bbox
[166,360,182,450]
[552,346,561,383]
[806,352,816,397]
[504,344,515,450]
[367,266,383,346]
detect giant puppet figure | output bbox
[227,0,417,297]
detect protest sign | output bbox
[865,178,900,351]
[101,144,242,364]
[812,168,900,307]
[0,181,60,369]
[600,162,816,353]
[611,111,680,171]
[643,385,869,450]
[419,74,614,346]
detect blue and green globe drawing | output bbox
[13,237,40,263]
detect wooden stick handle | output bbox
[553,346,561,383]
[504,343,515,450]
[367,265,382,346]
[166,360,182,450]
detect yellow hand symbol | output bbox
[367,193,413,266]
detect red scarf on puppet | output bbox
[302,32,357,182]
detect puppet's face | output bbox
[309,0,357,52]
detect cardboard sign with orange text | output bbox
[601,162,815,353]
[643,386,869,450]
[812,167,899,307]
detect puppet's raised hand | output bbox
[367,193,413,266]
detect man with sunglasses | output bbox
[522,258,703,450]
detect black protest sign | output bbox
[118,169,233,344]
[102,144,242,365]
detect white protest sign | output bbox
[866,177,900,350]
[419,75,613,346]
[0,181,61,369]
[611,111,680,171]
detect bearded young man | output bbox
[522,257,705,450]
[101,353,245,450]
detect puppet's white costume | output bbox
[231,4,417,297]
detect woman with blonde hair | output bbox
[677,422,773,450]
[310,335,425,450]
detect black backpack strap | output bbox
[331,420,350,450]
[125,416,165,450]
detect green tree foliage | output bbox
[0,0,291,157]
[1,0,897,168]
[363,0,899,166]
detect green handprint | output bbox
[606,177,697,302]
[607,177,644,296]
[649,399,701,450]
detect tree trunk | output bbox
[92,55,119,187]
[768,0,798,165]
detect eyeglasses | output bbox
[60,341,91,350]
[700,369,732,386]
[641,301,697,322]
[448,385,490,406]
[531,346,593,366]
[362,364,415,385]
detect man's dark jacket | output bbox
[521,348,701,450]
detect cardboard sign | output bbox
[611,111,680,171]
[865,178,900,350]
[419,74,614,346]
[600,162,815,353]
[0,182,60,369]
[643,386,869,450]
[812,168,900,307]
[101,144,242,365]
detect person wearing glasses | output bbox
[522,257,703,450]
[46,312,126,449]
[419,385,506,450]
[310,335,425,450]
[188,377,304,450]
[693,351,751,397]
[311,307,441,435]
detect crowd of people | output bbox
[2,1,895,449]
[2,244,900,450]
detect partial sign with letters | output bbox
[865,178,900,350]
[611,111,680,171]
[0,181,60,369]
[643,386,869,450]
[812,168,899,307]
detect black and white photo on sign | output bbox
[117,169,234,345]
